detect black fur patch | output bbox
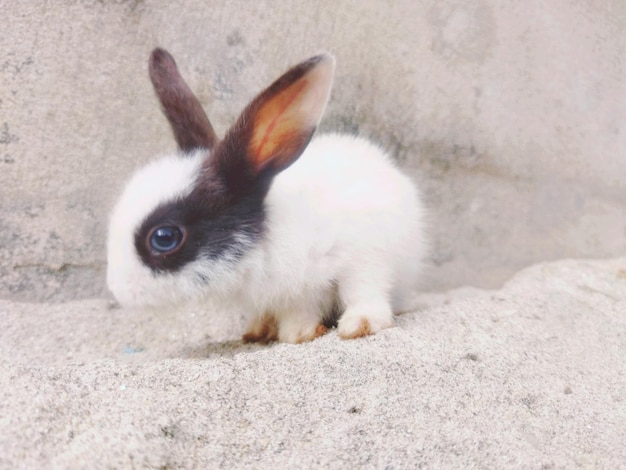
[134,163,267,276]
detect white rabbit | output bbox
[107,48,426,344]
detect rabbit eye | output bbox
[148,225,186,254]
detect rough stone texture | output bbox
[1,257,625,467]
[1,1,625,301]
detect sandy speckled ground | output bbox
[1,257,625,468]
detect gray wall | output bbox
[2,0,625,301]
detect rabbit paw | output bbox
[242,314,279,344]
[337,310,394,340]
[278,319,328,344]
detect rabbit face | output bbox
[106,149,266,307]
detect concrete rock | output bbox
[0,257,624,467]
[1,1,625,300]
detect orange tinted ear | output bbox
[245,54,335,173]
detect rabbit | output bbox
[107,47,426,344]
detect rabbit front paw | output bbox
[337,307,394,340]
[279,321,328,344]
[242,314,279,344]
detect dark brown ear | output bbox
[219,53,335,178]
[149,48,218,153]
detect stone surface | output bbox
[1,1,625,301]
[1,257,625,467]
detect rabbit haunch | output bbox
[106,48,426,343]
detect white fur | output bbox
[237,133,426,341]
[107,134,426,342]
[107,151,208,307]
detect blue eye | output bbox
[148,225,185,254]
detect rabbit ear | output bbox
[218,53,335,179]
[149,48,218,153]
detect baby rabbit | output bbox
[107,48,426,344]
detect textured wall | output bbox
[1,0,625,301]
